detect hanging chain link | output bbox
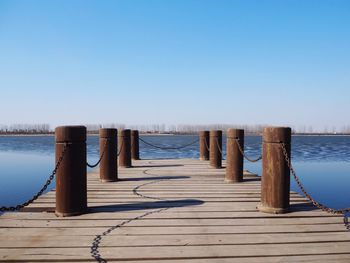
[344,213,350,231]
[203,137,210,151]
[87,139,109,168]
[0,143,70,212]
[117,140,124,157]
[139,137,199,150]
[215,138,224,155]
[234,138,262,162]
[281,143,350,215]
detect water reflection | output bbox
[0,151,54,206]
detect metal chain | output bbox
[344,213,350,231]
[87,139,109,168]
[117,140,124,157]
[139,137,199,150]
[0,143,70,212]
[281,143,350,215]
[203,137,210,151]
[215,138,224,155]
[234,138,262,162]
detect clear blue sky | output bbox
[0,0,349,131]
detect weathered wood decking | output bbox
[1,158,349,262]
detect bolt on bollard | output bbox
[55,126,87,217]
[199,131,209,161]
[99,128,118,182]
[118,129,132,168]
[209,130,222,168]
[258,127,291,214]
[225,128,244,183]
[131,130,140,160]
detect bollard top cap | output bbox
[263,127,291,143]
[55,126,86,142]
[99,128,118,138]
[227,128,244,138]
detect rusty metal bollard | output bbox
[209,130,222,168]
[118,129,132,168]
[225,128,244,183]
[55,126,87,217]
[100,128,118,182]
[131,130,140,160]
[258,127,291,214]
[199,131,209,161]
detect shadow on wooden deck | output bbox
[289,202,320,212]
[132,164,185,168]
[119,175,190,181]
[88,199,205,213]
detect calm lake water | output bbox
[0,135,349,210]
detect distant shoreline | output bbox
[0,133,55,137]
[1,132,350,137]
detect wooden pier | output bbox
[1,158,349,262]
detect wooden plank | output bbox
[1,242,350,261]
[1,210,341,220]
[1,224,348,236]
[1,232,349,248]
[55,255,350,263]
[0,216,344,228]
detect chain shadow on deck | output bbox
[90,169,203,263]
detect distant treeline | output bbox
[0,124,51,134]
[84,123,266,134]
[83,123,350,135]
[1,123,350,135]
